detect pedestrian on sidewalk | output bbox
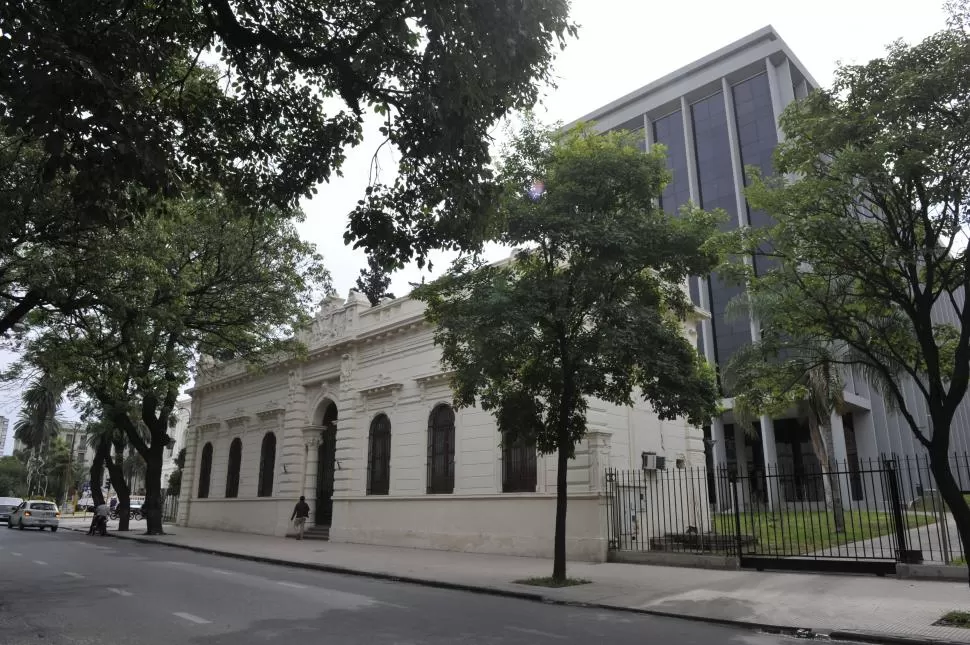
[290,496,310,540]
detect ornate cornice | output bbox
[359,381,404,398]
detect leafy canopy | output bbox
[13,191,330,460]
[416,118,720,457]
[1,1,576,262]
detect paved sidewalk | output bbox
[60,519,970,644]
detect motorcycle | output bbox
[88,514,108,536]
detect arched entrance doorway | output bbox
[316,401,338,526]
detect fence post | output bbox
[730,473,743,560]
[884,459,909,562]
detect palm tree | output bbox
[723,292,848,532]
[13,373,65,451]
[13,373,65,497]
[725,339,848,532]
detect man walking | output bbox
[290,495,310,540]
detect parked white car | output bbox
[0,497,22,524]
[7,500,60,531]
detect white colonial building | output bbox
[176,284,708,562]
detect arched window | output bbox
[225,438,242,498]
[367,415,391,495]
[427,405,455,494]
[257,432,276,497]
[502,434,537,493]
[198,442,213,499]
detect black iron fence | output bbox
[606,452,970,573]
[161,494,179,523]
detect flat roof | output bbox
[566,25,819,129]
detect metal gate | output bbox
[605,459,918,576]
[730,460,908,576]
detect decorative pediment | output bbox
[225,410,250,428]
[414,370,455,401]
[257,406,286,422]
[414,370,455,388]
[198,421,222,434]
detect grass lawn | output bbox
[936,611,970,628]
[711,510,935,556]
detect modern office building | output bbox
[569,25,970,507]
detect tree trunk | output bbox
[89,443,108,508]
[929,448,970,588]
[143,437,165,535]
[818,419,846,533]
[553,439,569,582]
[807,416,846,533]
[105,446,130,532]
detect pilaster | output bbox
[277,368,307,498]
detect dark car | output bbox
[0,497,24,523]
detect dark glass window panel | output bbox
[652,111,691,215]
[367,414,392,495]
[502,436,537,493]
[225,438,242,498]
[427,405,455,494]
[198,442,213,499]
[732,73,780,276]
[690,91,749,390]
[257,432,276,497]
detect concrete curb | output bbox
[61,526,968,645]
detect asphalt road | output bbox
[1,527,825,645]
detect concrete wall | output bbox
[330,494,608,561]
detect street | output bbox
[1,528,824,645]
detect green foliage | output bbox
[416,116,721,579]
[0,456,26,498]
[355,256,395,306]
[418,118,720,454]
[12,373,64,450]
[0,1,577,333]
[11,191,330,533]
[174,448,186,470]
[167,468,182,496]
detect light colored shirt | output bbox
[95,504,109,517]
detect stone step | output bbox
[291,525,330,541]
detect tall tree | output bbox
[716,20,970,583]
[11,373,64,451]
[415,119,720,581]
[0,2,577,334]
[14,193,329,534]
[355,256,395,306]
[0,457,26,498]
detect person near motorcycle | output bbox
[88,501,109,535]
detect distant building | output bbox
[161,398,191,490]
[0,416,8,457]
[60,422,96,475]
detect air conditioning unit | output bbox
[641,452,658,471]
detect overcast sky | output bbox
[0,0,950,452]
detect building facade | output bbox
[570,25,970,509]
[176,284,708,561]
[161,397,191,490]
[0,416,8,457]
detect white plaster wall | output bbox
[330,494,608,561]
[187,498,295,536]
